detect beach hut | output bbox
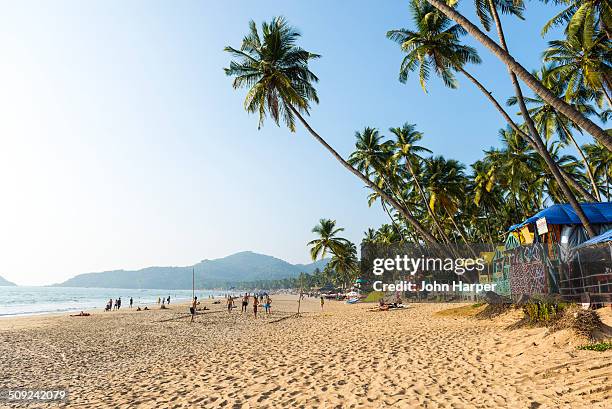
[563,229,612,304]
[503,203,612,299]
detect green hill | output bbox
[54,251,328,289]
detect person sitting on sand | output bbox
[136,306,141,311]
[253,295,259,318]
[70,311,90,317]
[241,293,249,313]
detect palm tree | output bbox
[543,30,612,107]
[325,242,359,289]
[225,17,438,244]
[362,228,377,245]
[388,1,598,234]
[540,0,612,39]
[348,127,394,178]
[422,0,612,151]
[508,66,602,199]
[307,219,349,261]
[388,123,450,243]
[584,142,612,199]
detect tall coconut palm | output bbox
[543,29,612,107]
[584,142,612,199]
[422,156,473,245]
[362,228,377,245]
[540,0,612,39]
[388,1,598,234]
[325,242,359,289]
[388,123,450,243]
[508,66,602,199]
[348,127,393,178]
[422,0,612,151]
[307,219,350,261]
[225,17,437,244]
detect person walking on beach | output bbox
[117,297,121,310]
[264,295,272,315]
[167,296,170,305]
[241,293,249,313]
[130,297,133,308]
[157,297,160,305]
[320,296,324,311]
[227,296,234,313]
[252,295,259,319]
[190,296,198,322]
[162,297,165,306]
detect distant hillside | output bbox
[54,251,328,289]
[0,275,16,286]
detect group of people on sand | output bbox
[157,296,171,306]
[105,296,136,311]
[105,297,123,311]
[224,293,272,318]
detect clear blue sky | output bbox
[0,0,578,285]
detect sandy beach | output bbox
[1,296,611,408]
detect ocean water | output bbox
[0,286,225,317]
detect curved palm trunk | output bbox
[455,66,597,202]
[381,200,407,241]
[486,0,596,238]
[287,104,439,244]
[424,0,612,152]
[559,122,602,201]
[406,161,452,245]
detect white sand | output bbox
[0,296,610,408]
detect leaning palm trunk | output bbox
[424,0,612,152]
[287,104,439,244]
[454,66,597,202]
[484,0,596,238]
[559,123,602,201]
[405,161,452,245]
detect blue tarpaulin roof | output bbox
[508,203,612,232]
[573,229,612,250]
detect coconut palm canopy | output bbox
[224,17,320,131]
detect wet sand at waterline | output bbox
[0,296,610,408]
